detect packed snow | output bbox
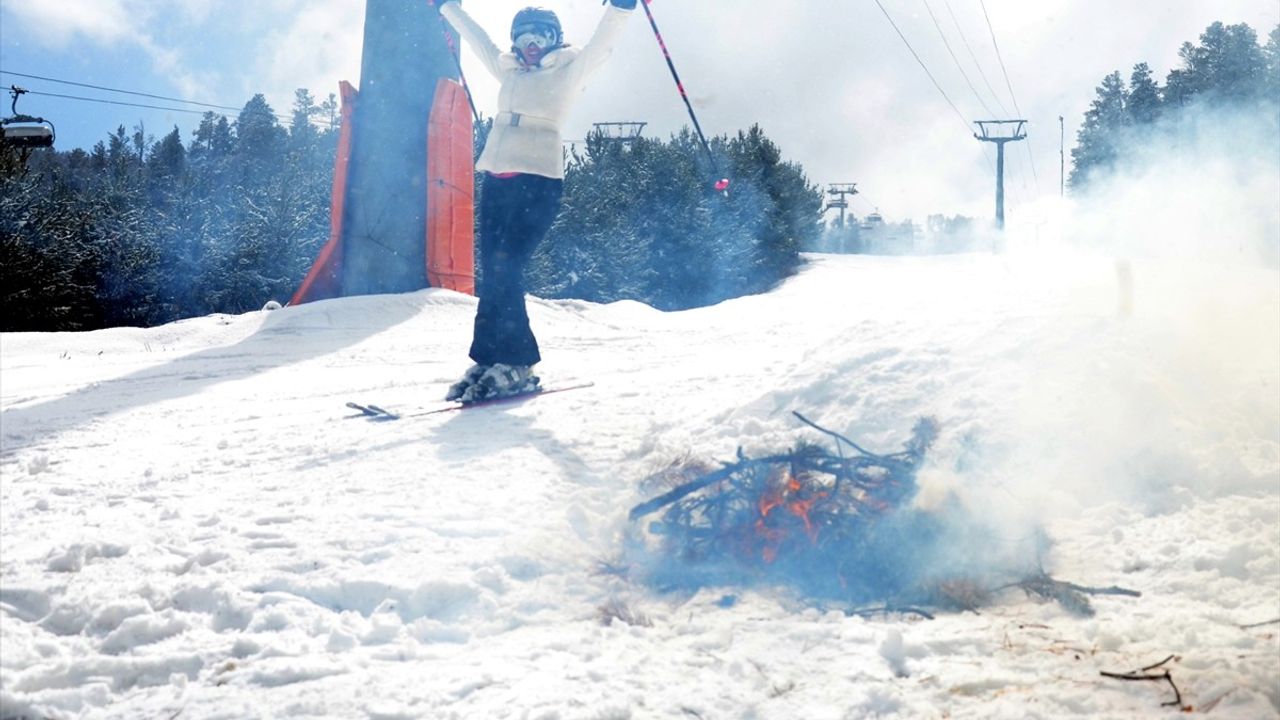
[2,242,1278,718]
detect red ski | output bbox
[346,382,594,420]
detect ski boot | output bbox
[445,364,489,402]
[461,363,540,403]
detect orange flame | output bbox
[753,474,826,562]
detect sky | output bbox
[1,0,1277,221]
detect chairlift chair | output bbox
[1,86,55,150]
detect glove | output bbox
[605,0,637,8]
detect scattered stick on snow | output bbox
[1100,654,1187,710]
[597,598,652,627]
[1239,617,1280,630]
[845,604,936,621]
[999,572,1142,618]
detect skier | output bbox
[436,0,637,403]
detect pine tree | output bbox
[191,112,234,161]
[289,89,320,151]
[320,93,340,132]
[530,124,816,311]
[1264,26,1280,100]
[147,126,186,182]
[1070,21,1276,192]
[235,94,285,161]
[1069,71,1127,187]
[1167,22,1268,104]
[104,125,137,178]
[1127,63,1162,125]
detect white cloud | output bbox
[255,2,364,115]
[4,0,138,47]
[4,0,1276,221]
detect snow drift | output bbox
[3,225,1277,717]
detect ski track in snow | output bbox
[1,253,1277,719]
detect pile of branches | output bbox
[629,414,942,603]
[626,413,1141,616]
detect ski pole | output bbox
[428,0,481,126]
[623,0,729,192]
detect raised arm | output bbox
[572,2,635,83]
[438,1,505,80]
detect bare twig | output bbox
[997,572,1140,617]
[1239,617,1280,630]
[628,454,794,520]
[997,573,1141,598]
[1100,655,1185,709]
[1059,580,1142,598]
[845,604,936,621]
[1140,654,1176,671]
[597,598,653,628]
[792,411,888,460]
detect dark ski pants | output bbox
[468,172,563,367]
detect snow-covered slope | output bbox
[2,251,1277,719]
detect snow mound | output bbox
[2,252,1277,718]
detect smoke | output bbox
[1025,99,1280,265]
[964,97,1280,533]
[620,424,1050,608]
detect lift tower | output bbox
[825,183,859,228]
[973,119,1026,229]
[592,121,647,145]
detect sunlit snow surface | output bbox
[2,251,1277,719]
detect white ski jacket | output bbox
[440,2,632,180]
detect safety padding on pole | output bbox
[425,78,475,295]
[290,81,359,306]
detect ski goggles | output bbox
[512,25,557,50]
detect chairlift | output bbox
[1,86,55,150]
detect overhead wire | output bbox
[943,0,1008,117]
[976,0,1039,186]
[0,69,333,130]
[4,71,247,114]
[976,1,1022,118]
[918,0,1010,193]
[869,0,1003,213]
[870,0,974,138]
[21,90,224,117]
[920,0,995,119]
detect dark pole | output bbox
[428,0,480,126]
[439,17,481,126]
[995,139,1006,229]
[974,119,1026,231]
[634,0,727,191]
[1058,114,1065,197]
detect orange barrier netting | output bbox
[425,78,476,295]
[290,81,359,306]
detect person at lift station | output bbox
[436,0,637,403]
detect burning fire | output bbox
[753,473,827,563]
[631,416,940,602]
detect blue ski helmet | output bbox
[511,7,563,49]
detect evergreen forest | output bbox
[1070,22,1279,188]
[3,20,1275,332]
[1,88,820,331]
